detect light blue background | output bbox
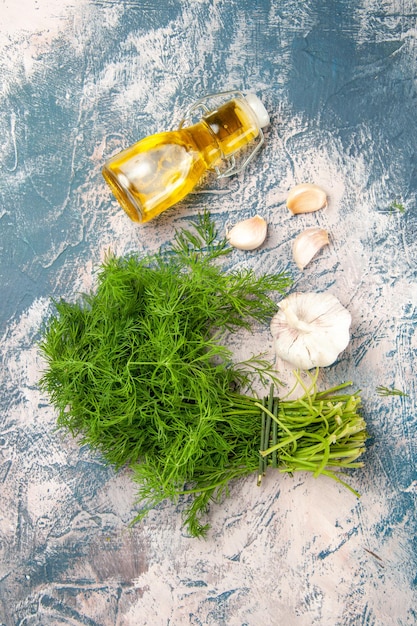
[1,1,416,624]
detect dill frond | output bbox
[376,385,408,397]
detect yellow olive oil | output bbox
[102,96,265,223]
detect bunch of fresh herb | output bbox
[39,212,368,537]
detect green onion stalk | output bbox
[39,212,368,537]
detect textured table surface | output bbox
[1,1,416,624]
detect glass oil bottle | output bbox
[102,91,270,223]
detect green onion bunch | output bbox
[39,212,368,537]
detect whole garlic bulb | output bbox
[270,292,351,370]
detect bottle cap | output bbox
[244,93,270,128]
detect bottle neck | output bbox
[183,122,223,168]
[184,97,261,170]
[202,98,260,157]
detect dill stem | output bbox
[258,404,266,485]
[263,392,273,464]
[272,398,278,468]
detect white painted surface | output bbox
[0,1,416,624]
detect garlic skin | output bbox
[270,292,351,370]
[227,215,267,250]
[293,227,329,270]
[287,183,327,215]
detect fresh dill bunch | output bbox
[39,211,368,537]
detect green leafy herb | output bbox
[389,200,405,214]
[376,385,408,397]
[39,212,368,537]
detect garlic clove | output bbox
[227,215,267,250]
[293,227,329,270]
[270,292,351,370]
[286,183,327,215]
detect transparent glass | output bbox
[102,95,262,223]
